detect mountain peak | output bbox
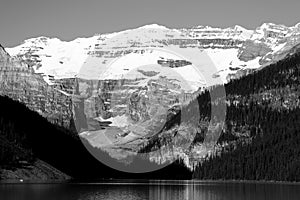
[257,22,289,31]
[138,24,169,30]
[294,22,300,28]
[232,25,248,31]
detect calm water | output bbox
[1,180,300,200]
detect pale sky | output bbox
[1,0,300,47]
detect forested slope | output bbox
[193,51,300,181]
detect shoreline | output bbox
[1,178,300,185]
[0,179,72,184]
[191,179,300,185]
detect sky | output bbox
[1,0,300,47]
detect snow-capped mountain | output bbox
[2,22,300,169]
[6,22,300,86]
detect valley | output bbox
[0,22,300,178]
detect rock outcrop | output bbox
[238,40,272,62]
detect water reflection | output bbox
[1,181,300,200]
[148,181,300,200]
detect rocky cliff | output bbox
[0,46,72,127]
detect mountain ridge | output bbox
[5,21,300,84]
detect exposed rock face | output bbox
[74,75,198,134]
[238,40,272,62]
[0,46,72,127]
[70,61,203,166]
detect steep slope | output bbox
[191,47,300,181]
[0,45,72,127]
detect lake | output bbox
[1,180,300,200]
